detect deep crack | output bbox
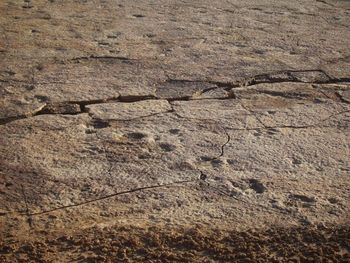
[70,55,136,64]
[1,70,349,126]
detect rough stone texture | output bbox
[87,99,172,120]
[0,0,350,262]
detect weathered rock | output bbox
[86,100,172,120]
[0,0,350,261]
[172,99,264,129]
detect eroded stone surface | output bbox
[1,0,350,261]
[87,99,172,120]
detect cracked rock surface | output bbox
[1,0,350,261]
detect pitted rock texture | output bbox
[0,0,350,262]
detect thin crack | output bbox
[26,179,196,216]
[219,127,231,158]
[70,55,136,63]
[334,92,350,105]
[314,87,334,100]
[316,0,335,7]
[240,102,267,129]
[168,102,220,124]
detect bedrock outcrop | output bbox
[1,0,349,261]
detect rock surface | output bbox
[0,0,349,261]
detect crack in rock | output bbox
[1,70,349,126]
[242,70,332,86]
[26,179,196,217]
[69,55,136,64]
[36,103,81,115]
[218,127,231,158]
[156,79,219,100]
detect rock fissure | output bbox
[69,55,137,63]
[334,92,350,104]
[0,95,235,125]
[219,127,231,158]
[161,70,349,92]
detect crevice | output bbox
[0,104,47,125]
[1,69,348,91]
[1,70,349,126]
[34,103,82,116]
[335,77,350,83]
[2,97,348,129]
[0,96,233,126]
[70,55,136,64]
[0,98,119,125]
[244,70,349,87]
[219,127,231,158]
[26,179,196,216]
[119,94,201,102]
[70,97,120,112]
[242,69,332,86]
[118,95,157,102]
[166,69,349,92]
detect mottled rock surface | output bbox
[0,0,349,262]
